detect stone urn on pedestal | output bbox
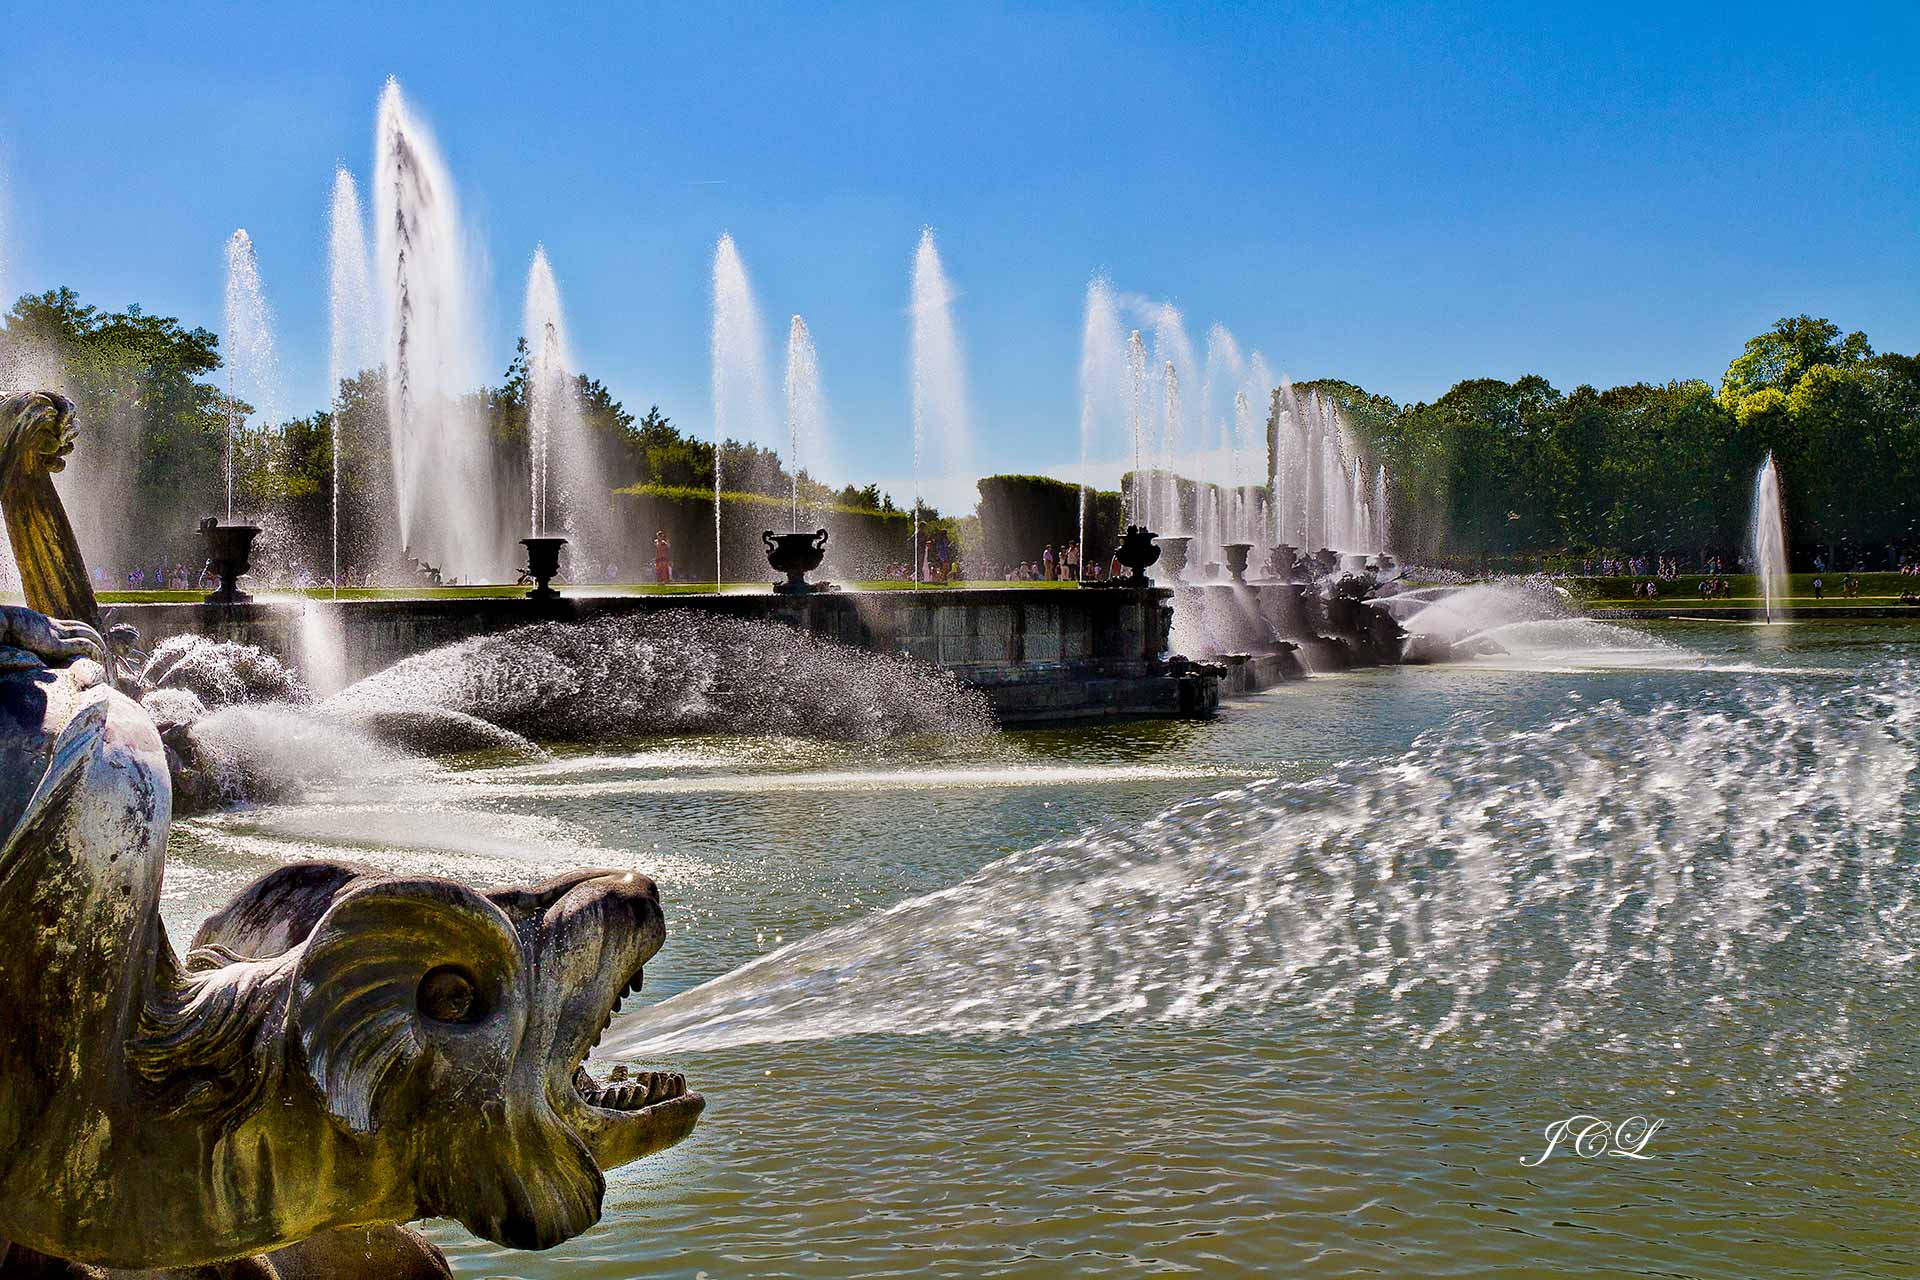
[1153,535,1190,584]
[521,535,568,601]
[1221,543,1253,584]
[199,516,261,604]
[1263,544,1300,582]
[764,528,829,594]
[1112,525,1161,588]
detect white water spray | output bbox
[710,234,769,589]
[1077,279,1126,567]
[326,167,376,596]
[908,230,971,583]
[374,77,497,581]
[1751,453,1789,624]
[222,229,279,523]
[782,315,823,531]
[522,245,597,556]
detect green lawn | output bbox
[1572,572,1919,609]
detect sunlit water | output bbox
[159,622,1920,1277]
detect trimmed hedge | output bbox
[974,474,1125,572]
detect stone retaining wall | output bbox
[108,587,1211,725]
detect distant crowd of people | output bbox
[1582,554,1731,580]
[96,562,384,592]
[994,542,1117,582]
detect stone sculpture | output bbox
[0,395,704,1275]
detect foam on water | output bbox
[324,611,995,742]
[603,664,1919,1090]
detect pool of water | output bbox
[161,620,1920,1278]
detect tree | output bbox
[1719,315,1872,410]
[0,288,227,571]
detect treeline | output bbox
[1315,316,1920,566]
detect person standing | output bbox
[1042,545,1055,580]
[654,531,672,584]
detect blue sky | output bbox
[2,1,1916,507]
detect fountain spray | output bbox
[784,316,820,532]
[222,229,279,527]
[1750,452,1789,624]
[711,234,769,592]
[327,167,374,598]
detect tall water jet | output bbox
[1232,392,1254,544]
[711,233,770,589]
[374,77,497,582]
[327,167,376,596]
[1320,432,1339,550]
[1077,278,1126,571]
[1373,464,1390,554]
[1141,304,1195,542]
[520,244,607,568]
[1750,453,1789,624]
[1124,331,1148,523]
[222,229,280,523]
[1162,361,1185,546]
[1272,376,1298,549]
[908,228,972,584]
[782,315,823,531]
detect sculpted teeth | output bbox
[570,1066,688,1112]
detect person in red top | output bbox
[653,531,671,584]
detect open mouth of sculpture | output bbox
[565,964,702,1127]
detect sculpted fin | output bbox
[0,699,109,879]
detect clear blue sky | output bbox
[2,1,1915,506]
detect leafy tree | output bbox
[1719,315,1872,410]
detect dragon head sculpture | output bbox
[0,610,703,1269]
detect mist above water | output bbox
[1397,579,1680,667]
[325,611,996,742]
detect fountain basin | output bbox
[764,528,830,593]
[199,518,261,605]
[1221,544,1253,584]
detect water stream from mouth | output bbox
[602,663,1919,1091]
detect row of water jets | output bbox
[6,77,1792,600]
[220,79,982,591]
[167,77,1376,591]
[1077,280,1391,577]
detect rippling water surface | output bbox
[161,621,1920,1277]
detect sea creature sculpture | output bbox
[0,394,704,1275]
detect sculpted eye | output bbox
[418,965,481,1023]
